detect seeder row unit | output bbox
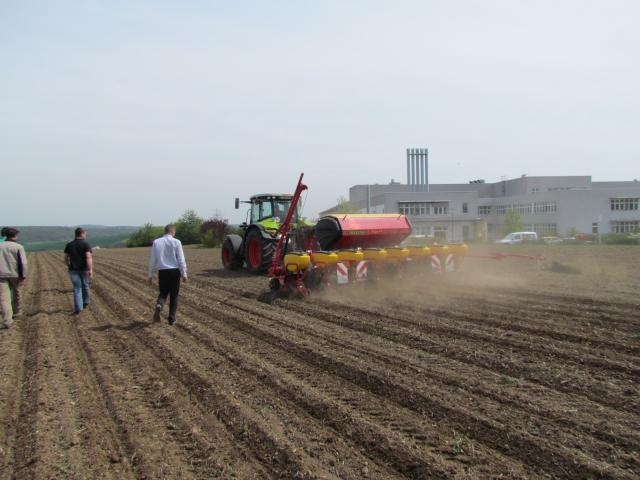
[258,173,468,303]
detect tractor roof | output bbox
[249,194,294,201]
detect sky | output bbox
[1,0,639,226]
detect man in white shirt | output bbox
[147,224,188,325]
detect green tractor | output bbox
[221,193,312,274]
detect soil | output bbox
[1,244,638,479]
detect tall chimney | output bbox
[406,148,428,192]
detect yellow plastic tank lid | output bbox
[336,249,364,262]
[430,244,450,254]
[406,246,431,256]
[385,247,410,259]
[362,248,388,260]
[284,252,311,271]
[310,251,339,264]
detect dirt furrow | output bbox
[272,296,640,453]
[94,259,411,478]
[166,281,634,478]
[36,252,277,479]
[0,253,40,480]
[163,265,640,456]
[179,310,535,479]
[99,262,535,478]
[308,294,640,376]
[449,287,640,331]
[9,246,633,479]
[88,267,346,479]
[381,297,640,355]
[284,297,639,414]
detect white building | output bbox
[338,175,640,242]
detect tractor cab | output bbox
[225,192,306,274]
[236,194,298,233]
[250,194,295,224]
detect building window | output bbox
[478,206,491,215]
[533,224,557,235]
[433,206,447,215]
[515,204,533,215]
[611,221,639,233]
[462,203,468,214]
[533,201,557,214]
[433,225,448,241]
[610,198,639,211]
[412,224,431,236]
[398,202,434,216]
[496,205,511,215]
[592,222,598,234]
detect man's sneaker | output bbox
[168,316,176,325]
[153,305,162,322]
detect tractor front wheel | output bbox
[221,234,243,270]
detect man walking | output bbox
[64,227,93,315]
[147,224,187,325]
[0,227,28,328]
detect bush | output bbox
[603,233,640,245]
[200,217,232,248]
[127,223,164,247]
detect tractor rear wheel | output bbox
[221,234,243,270]
[244,228,275,274]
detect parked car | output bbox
[496,231,538,245]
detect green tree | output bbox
[175,209,203,245]
[200,217,231,248]
[503,209,523,235]
[126,223,164,247]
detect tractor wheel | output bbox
[244,228,275,274]
[221,234,243,270]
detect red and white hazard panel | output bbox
[356,260,368,280]
[431,255,441,273]
[445,254,455,272]
[336,262,349,284]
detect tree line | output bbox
[126,210,233,248]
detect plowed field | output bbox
[1,245,639,479]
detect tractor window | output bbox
[261,202,274,220]
[250,198,293,223]
[273,200,291,222]
[251,201,273,223]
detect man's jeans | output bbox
[70,271,90,313]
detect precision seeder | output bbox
[248,173,468,303]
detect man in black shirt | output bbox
[64,227,93,315]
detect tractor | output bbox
[220,189,314,274]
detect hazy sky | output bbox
[2,1,638,226]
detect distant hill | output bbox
[7,226,140,252]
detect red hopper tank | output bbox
[314,214,412,250]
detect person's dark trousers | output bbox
[157,268,181,322]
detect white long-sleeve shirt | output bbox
[147,234,187,278]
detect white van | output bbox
[496,231,538,245]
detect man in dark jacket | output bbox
[64,227,93,315]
